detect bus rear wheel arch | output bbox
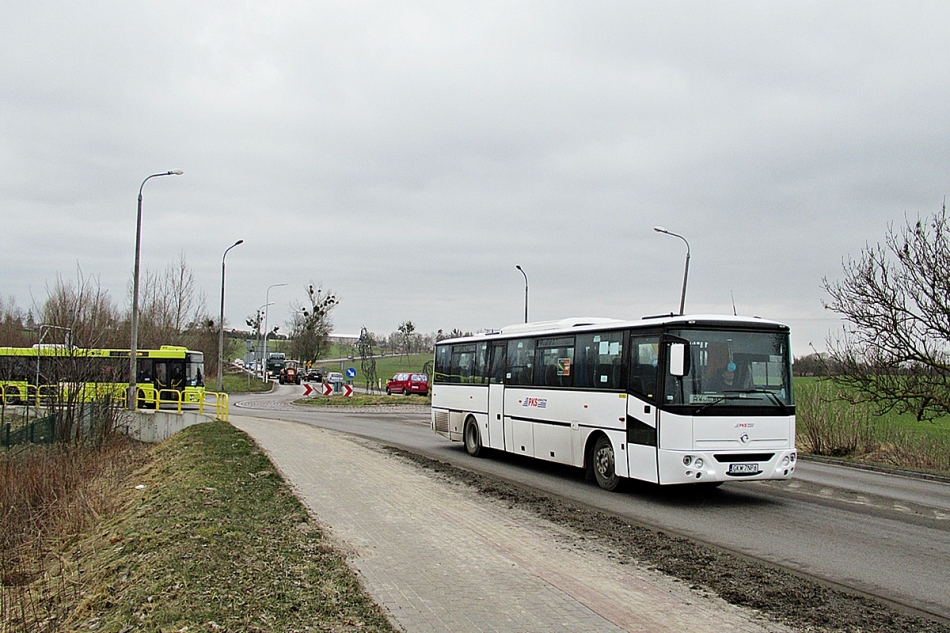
[463,416,482,457]
[3,386,22,405]
[588,433,621,491]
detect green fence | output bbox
[2,414,57,448]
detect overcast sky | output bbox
[2,2,949,354]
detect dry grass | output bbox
[1,421,396,632]
[1,437,147,631]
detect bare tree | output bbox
[289,285,338,364]
[42,269,122,348]
[398,320,416,359]
[131,254,218,379]
[822,202,950,421]
[135,253,206,349]
[0,297,31,347]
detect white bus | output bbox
[431,315,796,490]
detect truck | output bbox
[266,352,286,378]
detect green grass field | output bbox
[794,377,950,438]
[794,376,950,474]
[308,353,432,386]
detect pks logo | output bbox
[735,422,755,428]
[522,397,548,409]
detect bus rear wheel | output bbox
[463,418,482,457]
[592,435,620,491]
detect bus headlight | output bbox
[694,458,704,469]
[683,455,692,466]
[782,456,790,467]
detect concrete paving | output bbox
[230,415,795,633]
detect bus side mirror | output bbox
[669,343,688,377]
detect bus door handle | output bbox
[644,405,651,414]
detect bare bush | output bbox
[796,380,880,456]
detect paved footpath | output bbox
[231,415,795,633]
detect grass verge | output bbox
[296,393,430,407]
[26,421,394,632]
[221,372,272,394]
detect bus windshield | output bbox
[664,328,793,412]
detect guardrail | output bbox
[1,385,229,423]
[136,389,229,422]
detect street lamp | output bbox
[653,226,690,316]
[254,302,273,378]
[264,326,279,380]
[217,239,244,391]
[262,283,286,382]
[129,170,183,410]
[516,265,528,323]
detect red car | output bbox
[386,372,429,395]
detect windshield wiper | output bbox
[723,389,790,414]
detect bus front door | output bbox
[626,394,659,483]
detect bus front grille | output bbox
[713,453,775,463]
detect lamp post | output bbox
[255,302,273,378]
[217,239,244,391]
[516,265,528,323]
[262,283,286,383]
[129,170,183,410]
[653,226,690,315]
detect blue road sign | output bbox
[345,367,357,379]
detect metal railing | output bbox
[1,384,230,422]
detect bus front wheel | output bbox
[463,418,482,457]
[592,435,620,491]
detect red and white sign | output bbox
[302,382,353,397]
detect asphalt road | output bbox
[232,385,950,623]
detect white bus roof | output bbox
[439,314,789,345]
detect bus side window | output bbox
[575,331,624,390]
[506,338,534,386]
[450,344,476,383]
[535,337,574,388]
[434,346,451,383]
[475,343,490,384]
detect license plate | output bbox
[728,463,760,475]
